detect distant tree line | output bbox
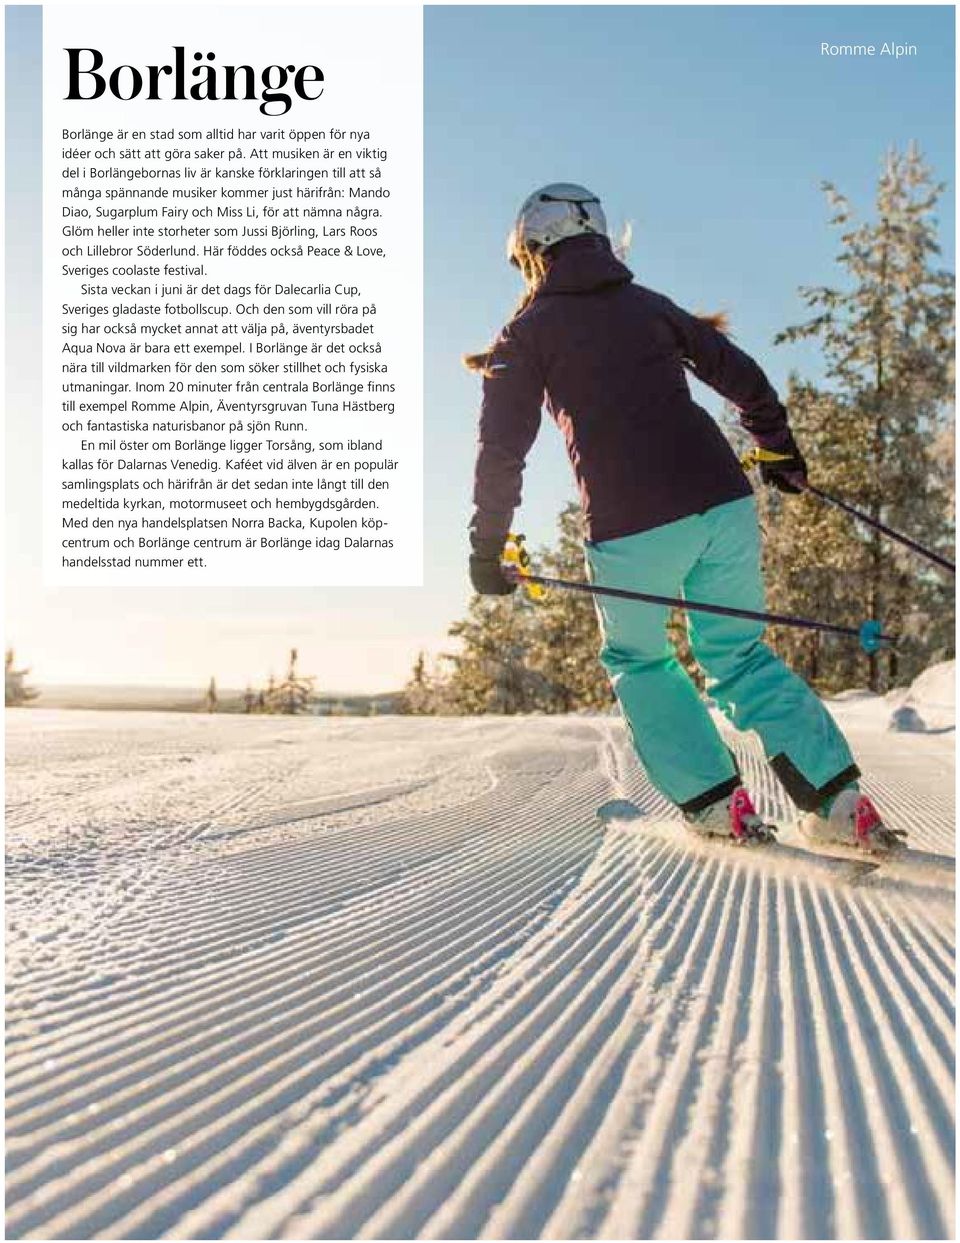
[203,647,317,714]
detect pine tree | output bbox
[266,647,316,714]
[444,595,551,714]
[5,649,38,707]
[400,651,439,714]
[771,144,954,691]
[525,505,613,710]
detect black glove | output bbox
[758,436,809,495]
[469,537,515,596]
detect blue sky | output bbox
[6,5,955,692]
[426,4,956,560]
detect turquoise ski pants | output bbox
[586,495,859,813]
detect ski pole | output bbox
[502,537,895,655]
[803,483,955,574]
[741,449,955,574]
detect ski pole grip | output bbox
[740,447,796,473]
[501,533,547,600]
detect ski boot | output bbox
[684,786,777,847]
[799,788,906,855]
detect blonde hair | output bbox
[463,241,549,375]
[463,229,729,377]
[696,310,731,334]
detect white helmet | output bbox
[507,183,607,265]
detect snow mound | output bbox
[886,659,955,733]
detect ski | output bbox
[597,801,883,883]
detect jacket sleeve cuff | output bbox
[750,418,796,453]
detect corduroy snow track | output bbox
[5,707,955,1240]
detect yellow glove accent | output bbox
[502,533,547,600]
[740,447,796,471]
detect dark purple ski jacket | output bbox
[470,234,792,546]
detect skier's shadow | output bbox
[597,799,646,825]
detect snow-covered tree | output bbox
[266,648,316,714]
[5,649,38,707]
[400,650,449,714]
[443,595,550,714]
[770,144,954,691]
[524,505,613,711]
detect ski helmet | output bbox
[507,183,607,265]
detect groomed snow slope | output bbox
[5,705,955,1240]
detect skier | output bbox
[466,183,901,852]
